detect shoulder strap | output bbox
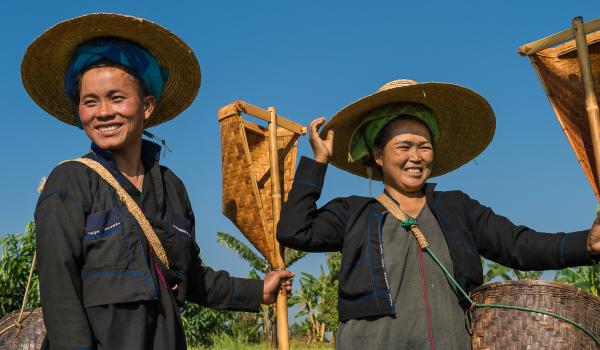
[375,193,429,250]
[71,157,170,269]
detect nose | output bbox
[408,147,422,162]
[95,100,114,119]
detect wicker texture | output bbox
[220,114,299,266]
[530,31,600,199]
[0,308,45,350]
[470,280,600,350]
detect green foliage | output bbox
[181,301,261,347]
[288,253,340,345]
[216,232,269,273]
[554,265,599,297]
[321,252,340,338]
[0,221,39,317]
[215,231,309,344]
[284,247,308,267]
[181,303,237,348]
[482,259,543,283]
[482,258,600,297]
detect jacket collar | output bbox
[91,139,161,171]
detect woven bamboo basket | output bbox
[529,30,600,199]
[470,280,600,349]
[0,308,45,350]
[218,101,302,266]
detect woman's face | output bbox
[78,66,155,152]
[374,119,433,194]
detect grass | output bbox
[190,335,334,350]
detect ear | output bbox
[143,96,156,122]
[373,148,383,167]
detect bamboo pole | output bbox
[519,17,600,56]
[573,16,600,199]
[218,100,307,135]
[268,106,289,350]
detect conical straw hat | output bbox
[21,13,201,127]
[321,79,496,180]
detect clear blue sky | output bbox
[2,1,599,288]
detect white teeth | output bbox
[406,168,422,174]
[98,125,120,132]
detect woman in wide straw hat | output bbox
[24,13,292,350]
[277,79,600,349]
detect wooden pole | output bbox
[519,17,600,56]
[573,16,600,199]
[268,106,289,350]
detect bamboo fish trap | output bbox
[218,100,306,350]
[465,16,600,350]
[520,16,600,199]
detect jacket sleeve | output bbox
[466,192,597,270]
[35,164,94,350]
[276,156,347,252]
[181,188,263,312]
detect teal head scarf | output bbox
[349,103,439,164]
[64,37,169,104]
[63,37,170,129]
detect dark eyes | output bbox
[393,143,432,150]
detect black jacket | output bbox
[277,157,597,322]
[35,141,262,350]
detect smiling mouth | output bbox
[405,168,422,175]
[96,124,122,133]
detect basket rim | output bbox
[470,280,600,302]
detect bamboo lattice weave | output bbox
[530,31,600,199]
[0,308,45,350]
[470,280,600,349]
[219,113,299,266]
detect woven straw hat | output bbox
[21,13,201,128]
[321,79,495,180]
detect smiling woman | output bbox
[21,13,293,350]
[77,65,155,187]
[276,79,600,349]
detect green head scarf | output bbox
[349,103,439,164]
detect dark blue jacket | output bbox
[277,157,597,322]
[35,141,262,350]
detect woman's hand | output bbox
[309,117,334,164]
[262,270,294,304]
[588,215,600,255]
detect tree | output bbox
[289,271,327,343]
[482,259,543,283]
[321,252,340,340]
[0,221,39,318]
[215,231,308,344]
[554,265,599,297]
[288,252,340,344]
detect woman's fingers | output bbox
[309,117,333,163]
[325,129,334,149]
[309,117,326,137]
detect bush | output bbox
[0,221,39,318]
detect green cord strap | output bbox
[400,217,418,229]
[425,248,600,347]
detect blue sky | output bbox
[2,1,599,289]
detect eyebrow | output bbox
[80,89,127,100]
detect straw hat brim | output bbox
[321,82,495,180]
[21,13,201,128]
